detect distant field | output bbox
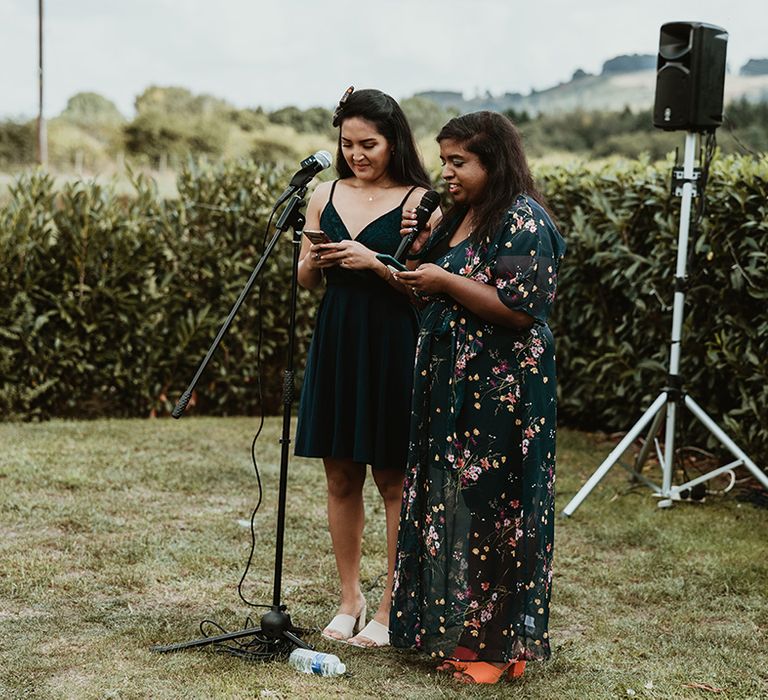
[0,168,181,202]
[0,148,603,206]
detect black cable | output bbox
[187,198,298,657]
[236,202,279,610]
[722,113,764,158]
[685,131,716,275]
[675,131,716,484]
[158,188,313,661]
[675,405,692,485]
[198,618,287,660]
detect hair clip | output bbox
[332,85,354,127]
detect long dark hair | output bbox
[333,88,431,189]
[437,111,552,242]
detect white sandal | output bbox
[347,619,390,648]
[321,604,367,643]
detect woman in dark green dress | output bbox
[295,89,437,648]
[392,112,566,683]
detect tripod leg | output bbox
[562,393,668,516]
[633,404,667,477]
[684,395,768,490]
[282,630,312,648]
[151,626,264,653]
[152,606,314,655]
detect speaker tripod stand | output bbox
[563,131,768,516]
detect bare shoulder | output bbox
[309,179,334,204]
[307,179,334,212]
[304,179,335,229]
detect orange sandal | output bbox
[453,660,526,684]
[437,659,469,674]
[435,645,478,673]
[509,660,526,679]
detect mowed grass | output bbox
[0,417,766,700]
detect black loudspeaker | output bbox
[653,21,728,132]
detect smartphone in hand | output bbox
[303,229,331,245]
[375,253,406,273]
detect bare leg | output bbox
[348,466,404,646]
[323,457,367,637]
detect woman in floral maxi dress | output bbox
[391,112,566,684]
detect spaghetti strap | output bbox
[328,179,339,203]
[399,185,419,208]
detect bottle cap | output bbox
[336,662,347,674]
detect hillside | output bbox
[418,55,768,116]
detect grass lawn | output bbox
[0,417,766,699]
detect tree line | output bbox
[1,86,767,171]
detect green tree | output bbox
[268,106,334,135]
[134,86,231,117]
[400,96,457,139]
[60,92,124,128]
[125,86,232,165]
[503,108,532,125]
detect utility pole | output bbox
[36,0,48,167]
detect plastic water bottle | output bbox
[288,648,347,676]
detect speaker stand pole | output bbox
[562,131,768,517]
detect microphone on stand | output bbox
[394,189,441,261]
[275,150,333,207]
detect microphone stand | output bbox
[152,187,313,658]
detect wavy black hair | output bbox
[333,88,431,189]
[437,111,553,242]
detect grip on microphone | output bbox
[394,190,441,262]
[394,228,419,261]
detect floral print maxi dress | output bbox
[391,194,566,663]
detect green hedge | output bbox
[0,120,35,167]
[0,161,318,419]
[541,154,767,459]
[1,155,766,462]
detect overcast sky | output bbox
[1,0,766,119]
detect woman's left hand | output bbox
[317,240,377,270]
[394,264,451,295]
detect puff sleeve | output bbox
[493,198,564,324]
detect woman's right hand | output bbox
[400,209,431,256]
[303,244,338,271]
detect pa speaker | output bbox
[653,21,728,132]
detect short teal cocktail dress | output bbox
[295,181,419,471]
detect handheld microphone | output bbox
[394,189,441,261]
[275,150,333,207]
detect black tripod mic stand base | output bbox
[150,605,313,657]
